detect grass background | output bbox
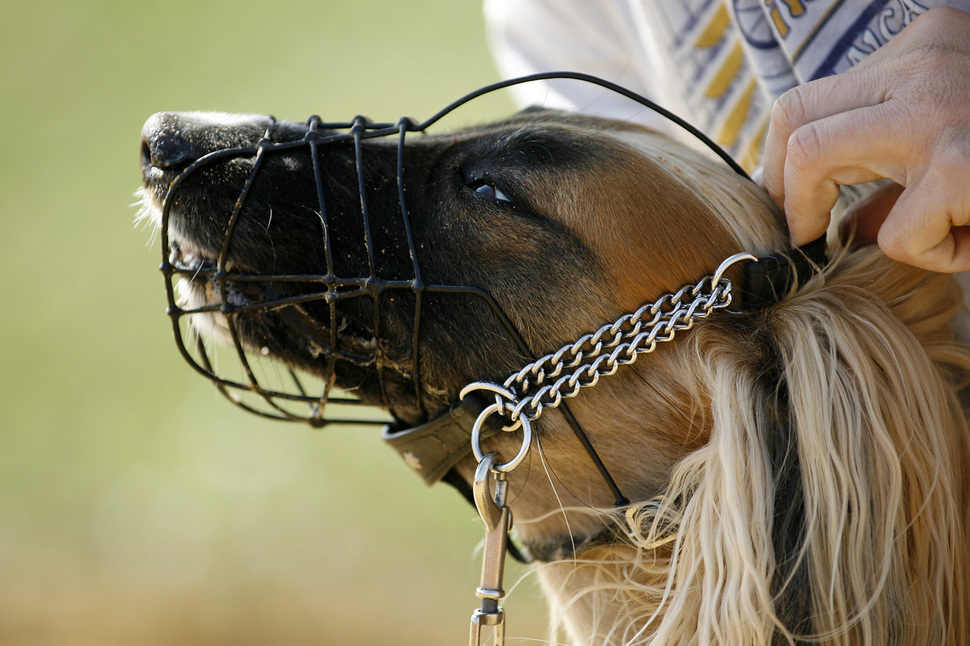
[0,1,550,644]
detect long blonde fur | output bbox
[533,246,970,645]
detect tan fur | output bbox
[459,119,970,644]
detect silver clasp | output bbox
[469,452,512,646]
[460,381,533,473]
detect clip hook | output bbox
[469,452,512,646]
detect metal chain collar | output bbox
[460,252,756,472]
[465,252,755,646]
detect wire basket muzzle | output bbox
[151,72,746,437]
[156,112,531,428]
[147,73,753,508]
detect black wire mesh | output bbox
[151,73,745,504]
[158,113,541,428]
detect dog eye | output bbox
[470,181,511,204]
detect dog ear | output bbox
[642,248,970,643]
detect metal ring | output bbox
[460,381,523,432]
[460,380,517,403]
[471,403,533,472]
[711,251,757,286]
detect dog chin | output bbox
[173,279,236,346]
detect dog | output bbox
[139,106,970,645]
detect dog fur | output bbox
[140,108,970,645]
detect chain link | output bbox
[461,252,754,434]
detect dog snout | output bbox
[140,111,276,178]
[140,112,194,172]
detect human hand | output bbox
[762,6,970,273]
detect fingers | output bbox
[772,101,908,246]
[841,173,970,273]
[764,94,970,271]
[876,173,970,273]
[762,68,887,214]
[759,6,970,272]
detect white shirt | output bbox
[485,0,970,172]
[486,0,970,334]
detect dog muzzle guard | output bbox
[149,72,826,521]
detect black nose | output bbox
[140,112,276,177]
[140,112,198,173]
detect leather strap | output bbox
[742,235,827,309]
[381,394,504,486]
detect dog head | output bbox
[140,103,970,643]
[139,107,785,539]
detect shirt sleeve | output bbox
[483,0,671,130]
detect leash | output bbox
[469,453,513,646]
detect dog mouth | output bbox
[169,240,249,304]
[170,239,218,274]
[138,111,544,428]
[168,236,383,370]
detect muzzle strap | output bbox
[742,235,827,309]
[381,395,504,486]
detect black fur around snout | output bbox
[141,113,409,280]
[141,110,602,424]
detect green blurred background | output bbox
[0,1,549,644]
